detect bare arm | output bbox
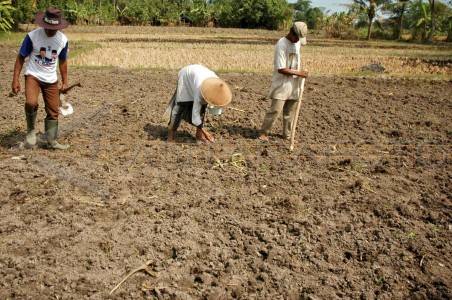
[11,55,25,94]
[59,59,68,91]
[278,68,308,78]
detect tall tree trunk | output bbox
[447,18,452,42]
[397,3,407,40]
[367,0,377,40]
[423,21,428,41]
[367,16,374,40]
[428,0,435,41]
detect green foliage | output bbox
[36,0,67,11]
[4,0,451,44]
[404,0,451,41]
[432,1,452,33]
[323,11,357,38]
[305,7,324,29]
[293,0,325,30]
[213,0,291,30]
[11,0,34,25]
[212,0,238,27]
[406,0,431,40]
[383,0,410,39]
[0,0,15,32]
[353,0,391,39]
[183,0,213,26]
[120,0,152,25]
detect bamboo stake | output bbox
[289,78,306,152]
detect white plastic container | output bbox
[208,106,223,116]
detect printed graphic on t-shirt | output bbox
[34,46,58,68]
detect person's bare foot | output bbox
[282,135,290,141]
[167,130,176,142]
[258,134,269,141]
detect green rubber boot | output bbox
[25,110,37,148]
[45,119,70,150]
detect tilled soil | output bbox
[0,44,451,299]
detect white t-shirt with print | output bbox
[20,28,68,84]
[269,37,302,100]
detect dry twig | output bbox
[228,107,246,113]
[420,255,426,267]
[110,260,156,295]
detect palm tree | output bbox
[395,0,410,40]
[406,0,430,41]
[353,0,390,40]
[427,0,435,41]
[383,0,411,40]
[0,0,15,32]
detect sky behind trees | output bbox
[289,0,348,12]
[311,0,348,12]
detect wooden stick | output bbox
[109,260,154,295]
[289,78,306,151]
[60,82,82,94]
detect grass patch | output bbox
[0,32,27,46]
[70,40,102,58]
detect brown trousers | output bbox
[25,75,60,120]
[261,98,298,138]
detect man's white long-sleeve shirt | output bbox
[176,64,219,126]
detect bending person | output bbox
[165,64,232,143]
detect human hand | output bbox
[298,70,308,78]
[11,78,21,94]
[196,128,215,143]
[202,128,215,143]
[60,82,68,93]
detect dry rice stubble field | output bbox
[64,25,452,78]
[0,27,451,299]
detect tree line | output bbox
[0,0,451,42]
[296,0,451,42]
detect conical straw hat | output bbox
[201,78,232,107]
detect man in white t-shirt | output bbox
[11,7,70,150]
[164,64,232,143]
[259,22,309,142]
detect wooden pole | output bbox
[289,78,306,152]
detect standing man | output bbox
[11,7,70,150]
[165,64,232,143]
[259,22,309,142]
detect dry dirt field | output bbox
[0,28,451,299]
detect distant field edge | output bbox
[71,65,452,81]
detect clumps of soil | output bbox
[0,50,451,298]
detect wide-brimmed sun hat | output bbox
[35,7,69,30]
[292,21,308,45]
[201,78,232,107]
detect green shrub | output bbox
[0,0,15,32]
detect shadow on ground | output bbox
[144,123,196,143]
[0,129,25,149]
[221,124,259,139]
